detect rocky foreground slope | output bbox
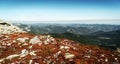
[0,20,120,64]
[0,33,119,64]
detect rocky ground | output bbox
[0,33,119,64]
[0,20,26,35]
[0,20,120,64]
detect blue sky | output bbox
[0,0,120,24]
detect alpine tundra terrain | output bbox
[0,20,119,64]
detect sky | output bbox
[0,0,120,24]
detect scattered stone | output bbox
[29,51,36,56]
[60,46,70,49]
[29,60,33,64]
[17,37,29,43]
[64,53,75,59]
[29,36,41,44]
[117,48,120,53]
[0,33,119,64]
[6,54,19,60]
[20,49,29,57]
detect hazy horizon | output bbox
[6,20,120,25]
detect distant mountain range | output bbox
[15,23,120,50]
[15,23,120,35]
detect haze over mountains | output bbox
[16,23,120,35]
[14,23,120,50]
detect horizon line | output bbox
[7,19,120,22]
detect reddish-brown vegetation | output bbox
[0,33,119,64]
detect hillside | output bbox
[51,32,101,45]
[51,31,120,50]
[93,30,120,49]
[0,33,120,64]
